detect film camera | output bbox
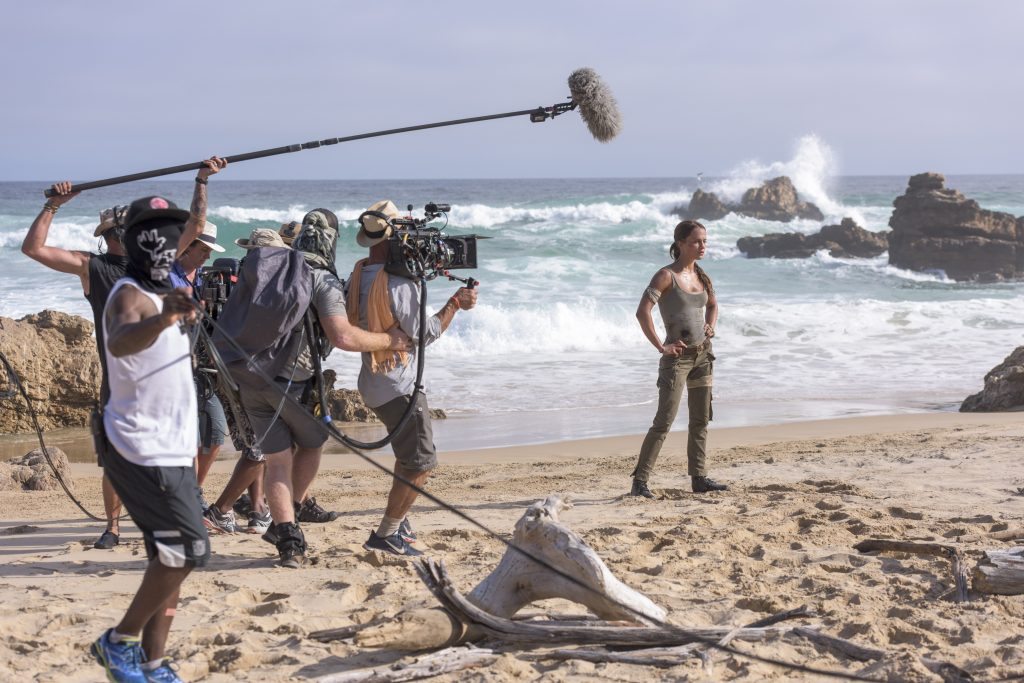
[198,257,240,322]
[384,203,480,283]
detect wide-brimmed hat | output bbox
[235,228,288,250]
[278,220,301,245]
[195,221,226,253]
[94,205,129,237]
[124,195,191,229]
[356,200,400,248]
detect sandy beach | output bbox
[1,411,1022,682]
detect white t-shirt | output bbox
[102,278,197,467]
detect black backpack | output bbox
[212,247,312,388]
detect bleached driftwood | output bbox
[352,495,666,651]
[467,495,666,623]
[853,539,969,602]
[314,646,499,683]
[972,547,1024,595]
[955,526,1024,544]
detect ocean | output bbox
[3,138,1023,451]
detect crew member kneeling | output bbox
[349,200,478,557]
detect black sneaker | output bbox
[279,546,306,569]
[630,479,656,499]
[363,530,423,557]
[692,475,728,493]
[93,530,120,550]
[232,494,253,517]
[295,496,339,523]
[398,518,417,544]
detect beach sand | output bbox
[1,412,1023,682]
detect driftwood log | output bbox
[972,547,1024,595]
[351,495,667,651]
[853,539,969,602]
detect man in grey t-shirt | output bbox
[241,208,411,568]
[349,200,477,557]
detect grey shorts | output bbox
[240,378,328,454]
[197,393,227,453]
[372,392,437,473]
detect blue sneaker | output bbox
[91,629,146,682]
[398,518,417,545]
[144,658,185,682]
[363,530,423,557]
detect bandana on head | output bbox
[124,218,184,293]
[294,208,339,276]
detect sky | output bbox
[1,1,1022,181]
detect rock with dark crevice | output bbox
[5,447,74,492]
[737,218,888,259]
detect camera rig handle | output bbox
[442,271,478,289]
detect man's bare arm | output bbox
[21,181,91,282]
[178,156,227,255]
[320,314,411,353]
[106,286,196,357]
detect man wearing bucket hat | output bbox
[348,200,478,557]
[278,221,301,246]
[236,227,289,250]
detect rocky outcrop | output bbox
[3,447,74,492]
[0,311,101,434]
[737,177,825,222]
[888,173,1024,281]
[961,347,1024,412]
[673,176,823,223]
[682,189,730,221]
[321,369,446,422]
[737,218,889,259]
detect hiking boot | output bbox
[363,530,424,557]
[93,529,120,550]
[91,629,146,682]
[630,479,656,499]
[232,493,253,517]
[203,506,238,534]
[692,475,728,493]
[246,509,273,534]
[398,518,417,545]
[278,546,307,569]
[295,496,339,523]
[261,525,280,547]
[272,522,307,568]
[144,658,184,683]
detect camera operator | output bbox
[228,209,412,568]
[348,200,477,557]
[20,156,225,551]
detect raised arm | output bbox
[636,268,683,357]
[178,156,227,255]
[21,181,91,283]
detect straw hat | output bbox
[278,220,301,245]
[356,200,400,248]
[94,205,128,237]
[196,221,226,253]
[235,228,288,250]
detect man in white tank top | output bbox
[90,195,212,683]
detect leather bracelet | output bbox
[448,296,461,311]
[42,202,59,214]
[194,176,208,185]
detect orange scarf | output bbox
[347,259,409,374]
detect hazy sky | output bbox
[2,1,1022,180]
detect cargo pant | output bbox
[631,343,714,482]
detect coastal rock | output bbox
[5,447,74,492]
[737,177,825,222]
[960,346,1024,412]
[888,172,1024,281]
[737,218,888,259]
[321,370,446,422]
[682,189,730,221]
[672,176,823,224]
[0,311,101,435]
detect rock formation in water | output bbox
[961,346,1024,412]
[675,176,824,223]
[888,172,1024,281]
[0,311,100,434]
[737,218,889,259]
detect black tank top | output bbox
[86,253,128,401]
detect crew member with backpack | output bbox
[214,208,411,568]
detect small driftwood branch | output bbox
[854,539,969,602]
[972,547,1024,595]
[314,646,499,683]
[956,526,1024,544]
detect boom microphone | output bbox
[568,68,622,143]
[43,69,623,197]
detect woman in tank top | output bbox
[629,220,727,497]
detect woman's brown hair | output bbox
[669,220,714,295]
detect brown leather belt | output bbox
[681,339,710,356]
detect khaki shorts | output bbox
[372,392,438,473]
